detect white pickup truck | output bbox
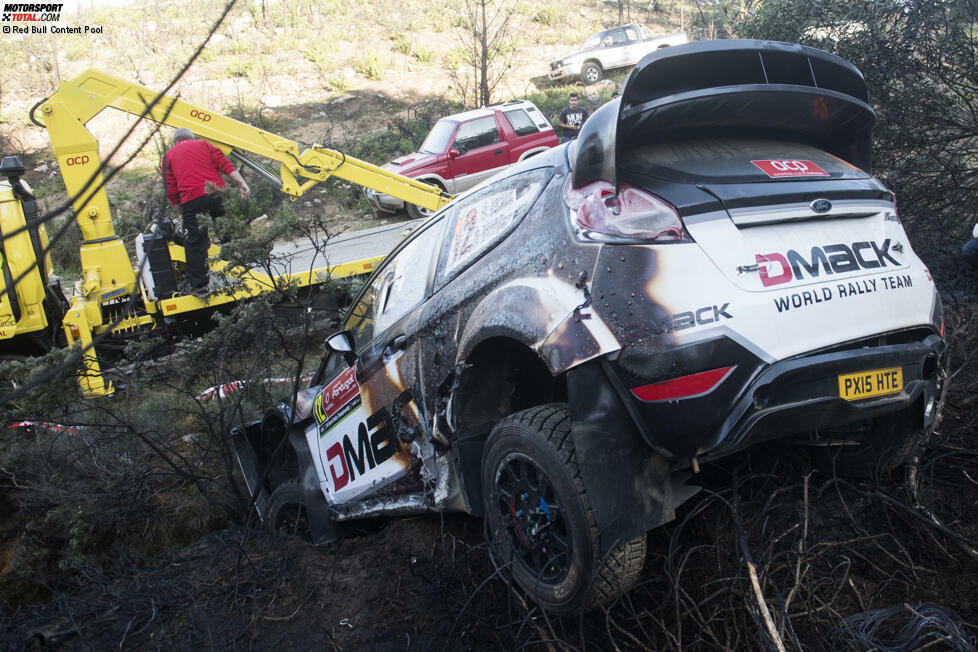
[548,24,687,83]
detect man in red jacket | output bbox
[164,128,250,297]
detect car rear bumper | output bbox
[605,331,945,461]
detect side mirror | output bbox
[449,148,461,159]
[324,330,356,367]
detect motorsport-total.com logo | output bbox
[2,3,62,21]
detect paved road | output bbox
[269,219,425,274]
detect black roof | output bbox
[573,39,876,189]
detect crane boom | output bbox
[31,69,453,397]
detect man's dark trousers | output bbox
[179,193,225,290]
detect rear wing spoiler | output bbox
[573,39,875,188]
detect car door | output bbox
[601,28,630,68]
[622,25,644,66]
[311,217,446,507]
[448,115,510,192]
[502,108,542,159]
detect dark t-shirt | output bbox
[559,106,590,139]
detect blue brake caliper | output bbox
[538,497,552,521]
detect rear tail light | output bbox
[887,191,901,223]
[630,366,733,402]
[564,178,683,242]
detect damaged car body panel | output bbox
[234,40,946,613]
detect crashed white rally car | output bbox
[234,40,946,615]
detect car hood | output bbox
[552,49,591,64]
[385,152,439,173]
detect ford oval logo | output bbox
[810,199,832,213]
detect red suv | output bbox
[365,100,558,218]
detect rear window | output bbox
[503,109,539,136]
[620,137,870,184]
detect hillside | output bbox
[2,1,978,650]
[1,0,690,275]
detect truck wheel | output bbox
[406,202,435,220]
[809,411,926,478]
[482,403,646,614]
[266,478,313,541]
[581,62,603,84]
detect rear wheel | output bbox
[808,410,927,478]
[581,62,603,84]
[266,478,313,541]
[482,403,646,614]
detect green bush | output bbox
[393,35,413,55]
[412,46,436,63]
[355,51,388,80]
[532,3,566,26]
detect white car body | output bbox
[549,24,688,83]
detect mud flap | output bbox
[453,422,494,516]
[567,359,700,555]
[288,426,345,544]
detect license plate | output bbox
[838,367,903,401]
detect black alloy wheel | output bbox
[492,451,572,584]
[482,403,647,614]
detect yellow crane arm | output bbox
[42,68,451,210]
[36,68,453,398]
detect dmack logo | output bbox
[65,155,89,166]
[190,109,212,122]
[324,409,398,492]
[757,239,900,287]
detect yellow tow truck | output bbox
[0,69,452,397]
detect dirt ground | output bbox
[3,10,977,649]
[2,349,976,650]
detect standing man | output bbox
[558,92,590,143]
[164,128,250,297]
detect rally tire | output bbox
[482,403,646,614]
[581,62,603,84]
[266,478,313,541]
[590,535,647,607]
[813,411,927,478]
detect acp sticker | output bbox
[752,159,830,178]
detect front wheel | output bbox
[406,201,435,220]
[482,404,646,614]
[266,478,313,541]
[581,62,603,84]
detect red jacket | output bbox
[164,139,237,205]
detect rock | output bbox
[33,163,48,172]
[251,214,270,228]
[586,79,617,95]
[263,94,282,107]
